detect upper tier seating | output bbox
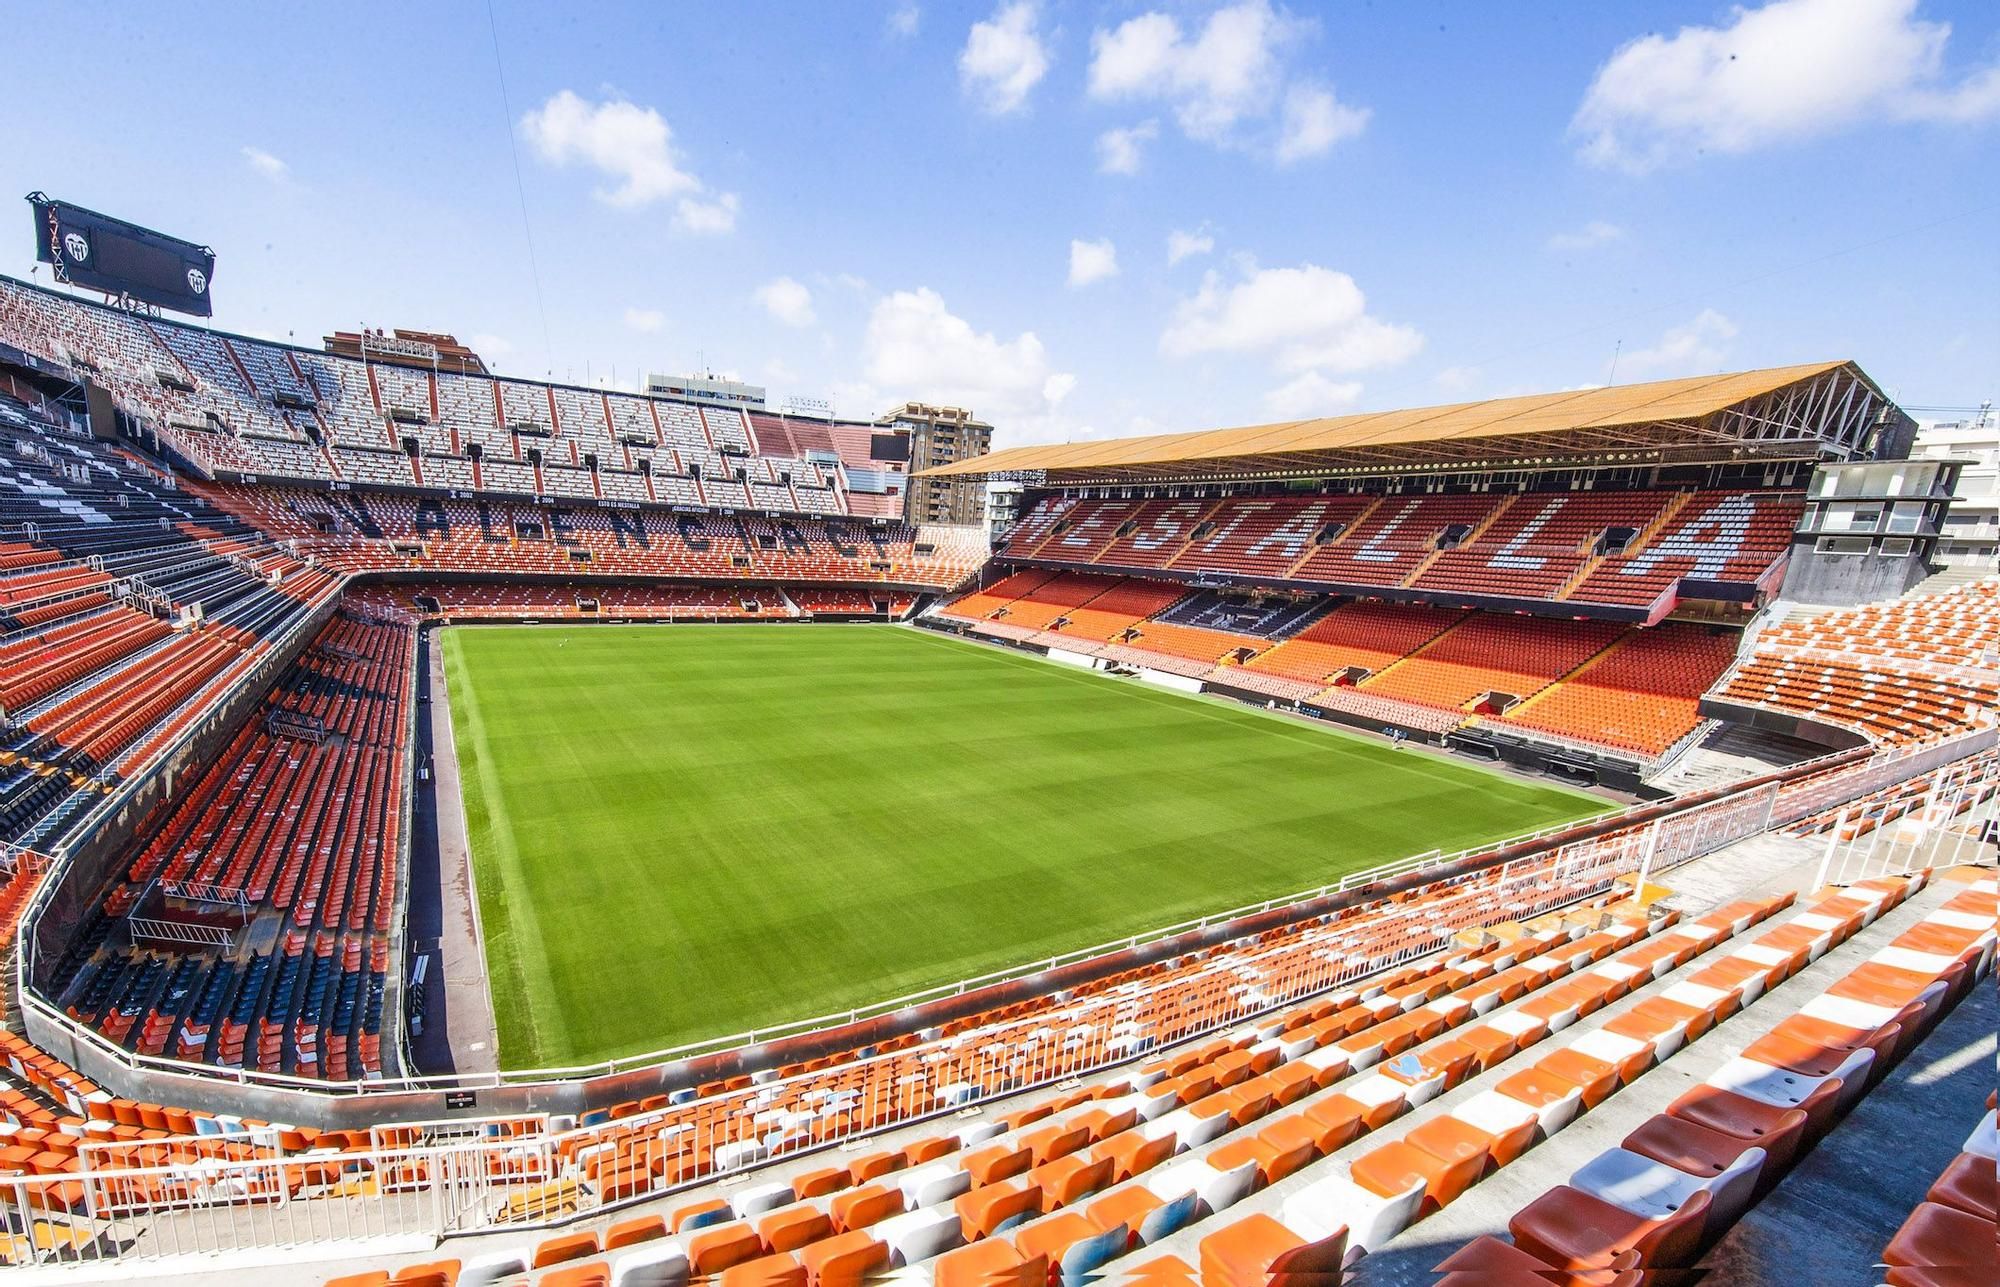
[1714,578,2000,744]
[1412,489,1680,601]
[1568,492,1803,608]
[0,275,921,521]
[998,488,1803,616]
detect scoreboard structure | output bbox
[27,192,216,317]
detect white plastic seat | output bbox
[874,1206,963,1265]
[1570,1143,1765,1238]
[1281,1170,1421,1259]
[896,1162,971,1207]
[1964,1110,1997,1160]
[610,1240,690,1287]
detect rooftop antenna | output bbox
[1605,340,1622,387]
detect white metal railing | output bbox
[4,731,1979,1270]
[17,726,1992,1106]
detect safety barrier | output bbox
[1,725,1992,1269]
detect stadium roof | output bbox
[920,360,1904,483]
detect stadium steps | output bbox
[1396,492,1519,590]
[1278,497,1385,579]
[1479,629,1638,724]
[1553,490,1696,604]
[1318,867,1989,1285]
[1709,929,1996,1282]
[632,894,1764,1283]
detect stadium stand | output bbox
[1714,579,2000,745]
[999,489,1806,620]
[45,610,410,1080]
[0,266,1991,1285]
[343,582,914,622]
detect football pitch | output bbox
[441,624,1608,1068]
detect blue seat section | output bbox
[1150,590,1330,639]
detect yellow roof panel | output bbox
[921,361,1852,477]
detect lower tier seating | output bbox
[44,611,413,1081]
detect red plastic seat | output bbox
[1508,1184,1712,1273]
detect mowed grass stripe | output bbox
[443,624,1607,1068]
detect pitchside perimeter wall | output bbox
[16,698,1990,1129]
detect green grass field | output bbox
[442,624,1607,1068]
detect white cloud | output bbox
[1275,83,1369,163]
[240,146,289,182]
[1264,371,1363,419]
[888,3,919,38]
[520,89,739,232]
[1547,220,1626,252]
[1068,238,1120,288]
[623,307,665,334]
[1088,1,1366,161]
[673,192,739,235]
[1433,365,1479,394]
[1573,0,2000,171]
[863,287,1074,426]
[755,276,817,327]
[1096,120,1160,175]
[1167,227,1216,265]
[1162,262,1423,375]
[960,2,1051,115]
[1622,309,1739,374]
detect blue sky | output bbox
[3,1,1995,447]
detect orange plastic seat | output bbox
[797,1229,888,1287]
[963,1142,1032,1185]
[829,1182,902,1233]
[1010,1209,1101,1267]
[1198,1211,1347,1287]
[1354,1136,1481,1213]
[1085,1185,1163,1245]
[539,1263,610,1287]
[791,1165,850,1199]
[1301,1095,1365,1153]
[757,1206,833,1253]
[718,1252,805,1287]
[673,1196,732,1233]
[1664,1085,1812,1184]
[1882,1202,1993,1276]
[1030,1153,1114,1208]
[1100,1130,1175,1181]
[605,1215,666,1249]
[933,1236,1047,1287]
[1926,1153,1997,1222]
[1535,1049,1621,1109]
[532,1231,599,1268]
[687,1221,766,1276]
[845,1149,903,1184]
[956,1174,1043,1239]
